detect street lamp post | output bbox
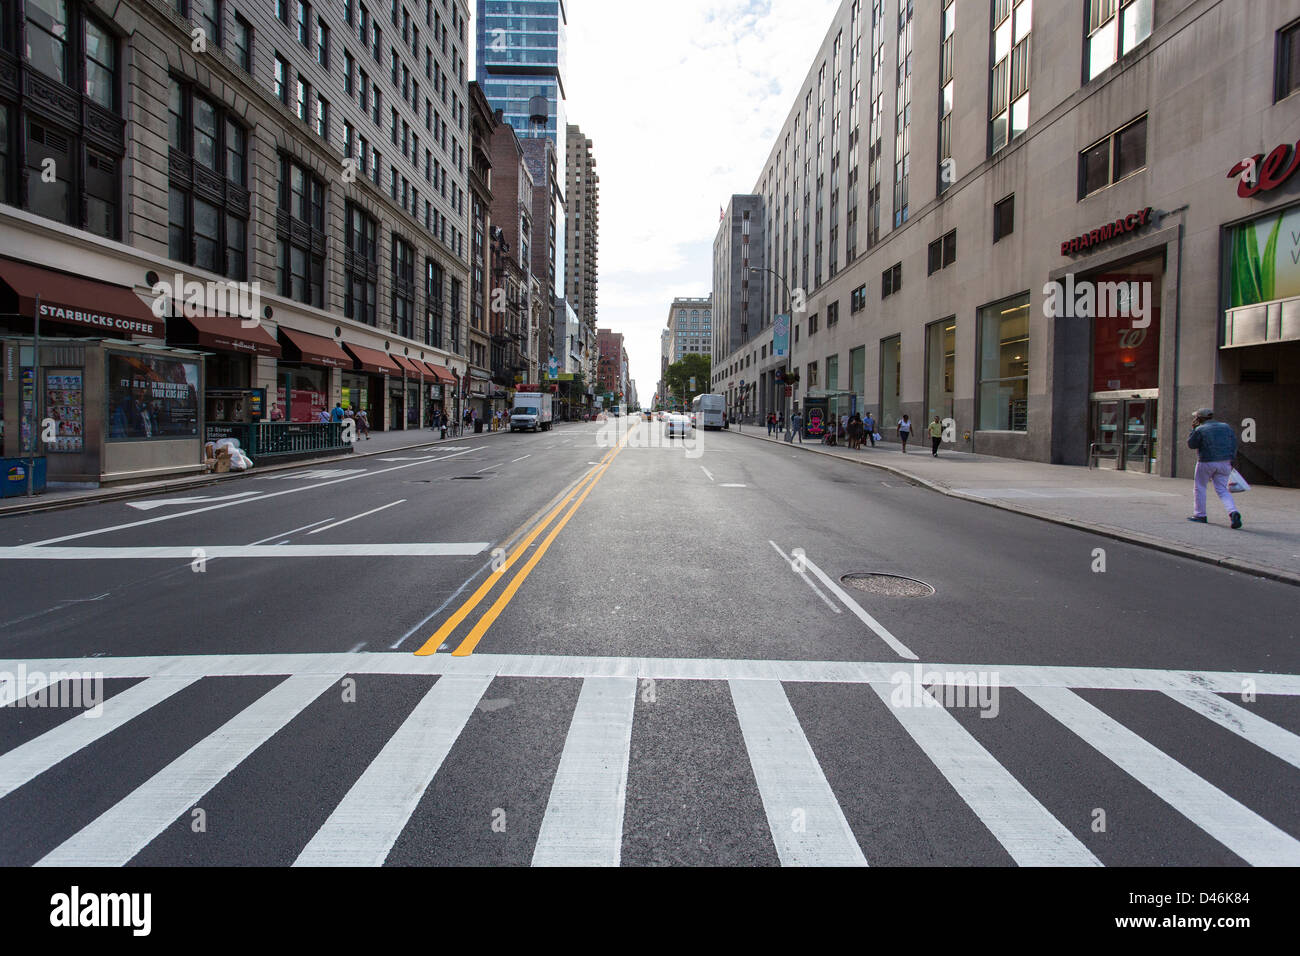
[748,266,795,439]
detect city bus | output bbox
[691,393,726,430]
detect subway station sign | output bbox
[1061,207,1153,256]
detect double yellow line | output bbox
[415,435,628,657]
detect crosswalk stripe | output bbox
[1020,685,1300,866]
[874,683,1101,866]
[731,679,868,866]
[34,673,340,867]
[1165,690,1300,771]
[293,674,493,867]
[0,676,199,800]
[532,677,637,867]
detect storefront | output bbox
[421,361,457,424]
[468,369,492,424]
[387,354,424,429]
[167,313,281,431]
[340,342,399,427]
[276,327,349,423]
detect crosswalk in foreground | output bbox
[2,652,1298,866]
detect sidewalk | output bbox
[0,422,527,518]
[732,425,1300,586]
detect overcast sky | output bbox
[560,0,842,403]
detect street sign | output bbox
[773,314,790,357]
[689,377,696,390]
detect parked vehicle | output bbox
[510,392,554,432]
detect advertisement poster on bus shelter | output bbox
[803,397,828,439]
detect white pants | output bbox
[1194,460,1237,517]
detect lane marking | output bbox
[377,457,438,462]
[0,676,200,800]
[701,466,714,482]
[247,517,335,546]
[511,455,531,464]
[126,492,263,511]
[532,676,637,867]
[413,448,617,656]
[769,541,841,614]
[23,450,473,548]
[720,483,747,488]
[781,544,918,661]
[35,673,340,867]
[0,543,488,559]
[731,679,868,866]
[474,464,498,474]
[875,682,1101,866]
[450,446,623,656]
[390,556,496,650]
[307,500,406,535]
[1020,685,1300,865]
[294,674,493,866]
[1164,690,1300,771]
[256,469,368,480]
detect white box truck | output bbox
[510,392,554,432]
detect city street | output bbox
[1,420,1296,867]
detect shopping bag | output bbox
[873,432,882,442]
[1227,469,1250,493]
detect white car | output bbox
[664,413,694,438]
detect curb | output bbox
[729,427,1300,588]
[0,425,522,519]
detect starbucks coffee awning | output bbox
[343,342,401,375]
[278,326,350,369]
[180,314,281,357]
[0,257,164,338]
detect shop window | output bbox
[994,194,1015,242]
[277,154,325,307]
[1278,20,1300,101]
[344,201,378,325]
[1087,0,1153,81]
[977,292,1030,431]
[1080,115,1147,198]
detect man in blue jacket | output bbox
[1187,408,1242,529]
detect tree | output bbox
[665,354,712,408]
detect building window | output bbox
[1087,0,1153,81]
[808,312,819,335]
[317,18,329,68]
[938,0,955,194]
[450,276,462,354]
[295,75,309,122]
[881,261,902,298]
[193,0,221,48]
[344,201,377,325]
[927,230,956,275]
[827,300,839,327]
[167,80,248,278]
[277,155,325,307]
[315,96,329,140]
[991,0,1032,154]
[277,0,288,24]
[231,14,252,72]
[426,259,444,346]
[1079,115,1146,198]
[850,284,867,314]
[977,292,1030,432]
[296,1,310,48]
[807,360,818,388]
[393,235,415,338]
[993,194,1015,242]
[274,55,289,104]
[1277,19,1300,101]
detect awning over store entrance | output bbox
[180,314,281,357]
[422,361,456,384]
[391,354,422,375]
[0,257,165,338]
[278,326,350,369]
[343,342,401,375]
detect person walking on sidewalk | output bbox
[897,414,912,453]
[790,411,804,443]
[356,408,370,439]
[929,416,944,457]
[767,413,776,436]
[1187,408,1243,528]
[863,411,876,447]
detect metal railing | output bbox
[205,422,348,459]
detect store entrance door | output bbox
[1090,397,1157,472]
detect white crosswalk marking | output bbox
[731,679,867,866]
[1163,690,1300,771]
[874,683,1101,866]
[1020,685,1300,866]
[294,675,493,867]
[0,677,199,800]
[35,673,340,867]
[532,677,637,867]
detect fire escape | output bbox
[490,226,529,387]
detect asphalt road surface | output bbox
[1,419,1297,866]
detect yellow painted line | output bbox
[451,444,624,657]
[412,446,617,657]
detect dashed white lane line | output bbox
[721,483,747,488]
[512,455,531,464]
[0,543,488,559]
[307,500,406,535]
[701,466,714,481]
[247,517,335,546]
[769,541,841,614]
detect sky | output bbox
[559,0,843,405]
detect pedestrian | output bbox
[791,410,804,443]
[848,414,863,450]
[929,416,944,456]
[864,411,876,447]
[767,413,775,436]
[356,407,370,439]
[331,401,345,423]
[898,414,912,453]
[1187,408,1242,528]
[318,407,331,424]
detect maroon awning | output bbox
[182,314,281,357]
[278,326,350,369]
[0,257,165,338]
[343,342,401,375]
[391,354,422,375]
[423,361,457,384]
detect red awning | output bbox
[423,362,457,384]
[183,314,281,357]
[390,354,422,375]
[278,326,350,369]
[343,342,401,375]
[0,257,165,338]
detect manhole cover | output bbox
[839,573,934,597]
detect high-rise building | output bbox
[487,113,539,386]
[467,82,497,419]
[565,124,599,385]
[595,328,623,402]
[712,196,765,363]
[668,297,713,364]
[0,0,473,484]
